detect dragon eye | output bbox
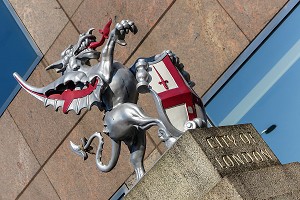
[73,65,80,71]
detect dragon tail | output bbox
[70,132,121,172]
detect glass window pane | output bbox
[0,0,41,116]
[206,3,300,164]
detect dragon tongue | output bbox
[62,91,74,113]
[88,41,101,49]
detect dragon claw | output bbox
[116,39,127,46]
[113,20,137,46]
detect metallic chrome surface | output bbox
[135,59,150,93]
[70,132,121,172]
[14,20,207,181]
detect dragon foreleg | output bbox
[97,20,137,84]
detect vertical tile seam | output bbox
[15,110,88,199]
[9,77,64,200]
[122,0,178,158]
[123,0,177,65]
[40,19,69,56]
[122,0,179,158]
[6,0,43,55]
[216,0,251,42]
[8,1,74,69]
[43,0,84,63]
[8,0,70,55]
[42,168,62,200]
[217,0,290,44]
[6,109,42,199]
[54,0,83,33]
[146,132,162,155]
[43,20,78,67]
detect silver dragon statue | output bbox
[14,19,207,181]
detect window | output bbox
[204,0,300,164]
[109,184,129,200]
[0,0,41,116]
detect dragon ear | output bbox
[45,59,65,73]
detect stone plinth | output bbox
[202,162,300,200]
[191,124,280,177]
[125,124,300,199]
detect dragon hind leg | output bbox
[125,130,146,181]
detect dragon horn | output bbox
[13,72,47,95]
[13,72,65,110]
[13,72,66,95]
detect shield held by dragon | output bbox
[13,19,207,181]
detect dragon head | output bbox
[47,28,101,74]
[13,28,108,114]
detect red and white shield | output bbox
[148,54,204,131]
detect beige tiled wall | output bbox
[2,0,288,199]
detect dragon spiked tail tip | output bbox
[70,141,88,160]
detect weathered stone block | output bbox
[125,130,222,199]
[203,162,300,199]
[228,162,300,199]
[125,124,282,199]
[190,124,280,177]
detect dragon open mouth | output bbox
[72,29,101,60]
[75,35,96,54]
[13,73,101,114]
[44,77,97,97]
[13,21,113,114]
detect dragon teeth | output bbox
[77,97,89,114]
[75,99,80,114]
[75,86,82,91]
[43,98,64,111]
[68,99,76,113]
[79,96,88,110]
[54,99,57,109]
[86,94,90,110]
[94,87,100,99]
[68,99,82,114]
[88,93,97,110]
[65,96,90,114]
[55,100,64,111]
[44,99,55,107]
[44,98,48,107]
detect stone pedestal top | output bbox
[190,124,280,177]
[125,124,285,199]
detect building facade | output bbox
[0,0,289,199]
